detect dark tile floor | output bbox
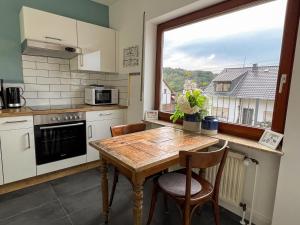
[0,169,241,225]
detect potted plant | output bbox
[170,88,208,132]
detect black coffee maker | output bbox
[6,87,24,108]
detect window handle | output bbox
[279,74,287,94]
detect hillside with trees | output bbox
[163,67,217,93]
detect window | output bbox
[155,0,300,140]
[215,82,231,92]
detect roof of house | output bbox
[204,66,279,100]
[162,79,173,93]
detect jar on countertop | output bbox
[201,116,219,136]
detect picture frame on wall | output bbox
[144,110,158,120]
[259,130,284,150]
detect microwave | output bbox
[85,86,118,105]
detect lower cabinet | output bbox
[0,128,36,184]
[86,110,124,162]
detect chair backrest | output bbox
[110,122,146,137]
[179,141,229,201]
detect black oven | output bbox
[34,112,86,165]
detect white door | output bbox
[20,7,77,47]
[0,128,36,183]
[86,120,111,162]
[72,21,116,73]
[86,118,123,162]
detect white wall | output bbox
[272,20,300,225]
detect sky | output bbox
[163,0,287,73]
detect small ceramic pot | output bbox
[183,113,202,132]
[201,116,219,136]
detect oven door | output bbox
[95,90,112,104]
[34,121,86,165]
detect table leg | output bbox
[100,156,109,224]
[133,180,144,225]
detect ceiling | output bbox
[91,0,119,6]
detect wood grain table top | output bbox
[90,127,219,172]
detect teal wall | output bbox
[0,0,109,83]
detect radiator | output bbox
[205,150,246,207]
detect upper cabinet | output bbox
[70,21,117,73]
[20,7,77,47]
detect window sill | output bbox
[143,119,284,156]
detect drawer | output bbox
[86,110,123,122]
[0,116,34,131]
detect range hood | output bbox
[21,39,81,59]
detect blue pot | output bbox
[184,113,202,122]
[201,116,219,135]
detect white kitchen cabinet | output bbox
[0,116,36,184]
[86,110,124,162]
[20,6,77,47]
[70,21,117,73]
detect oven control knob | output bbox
[64,116,69,120]
[51,117,56,121]
[78,115,82,119]
[69,115,73,119]
[74,115,78,119]
[57,117,61,121]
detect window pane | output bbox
[160,0,287,128]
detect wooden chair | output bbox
[146,141,229,225]
[109,122,147,207]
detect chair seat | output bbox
[158,172,202,197]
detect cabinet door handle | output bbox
[4,120,28,124]
[88,125,93,139]
[99,113,112,116]
[26,132,31,150]
[80,54,84,67]
[45,36,62,41]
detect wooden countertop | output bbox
[144,119,284,156]
[0,105,127,117]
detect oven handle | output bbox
[40,122,84,130]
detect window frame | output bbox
[154,0,300,140]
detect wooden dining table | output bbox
[89,126,219,225]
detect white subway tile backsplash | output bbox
[22,55,47,63]
[23,69,37,77]
[70,85,84,92]
[25,84,49,92]
[21,55,128,107]
[36,62,60,71]
[22,61,36,69]
[50,98,72,105]
[60,64,70,72]
[71,72,89,79]
[36,77,60,85]
[90,73,106,80]
[23,77,37,84]
[60,78,71,85]
[26,98,50,106]
[23,92,38,98]
[48,57,69,65]
[50,85,70,92]
[61,92,81,98]
[36,70,49,77]
[38,92,61,99]
[49,71,70,78]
